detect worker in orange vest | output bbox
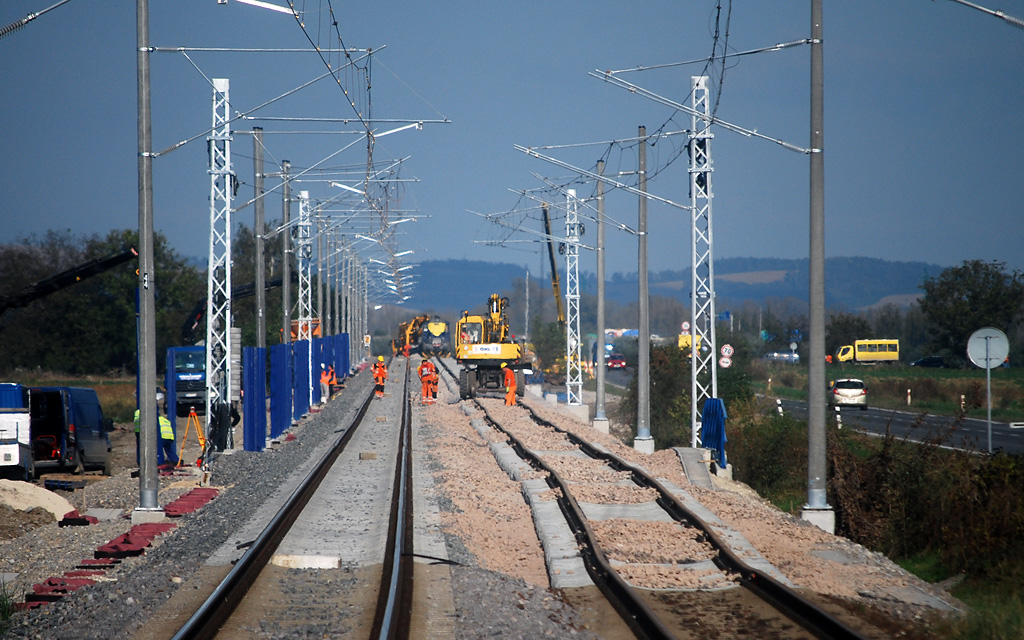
[327,365,338,399]
[371,356,388,398]
[429,364,439,401]
[502,362,516,406]
[319,364,331,404]
[417,359,437,405]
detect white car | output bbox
[829,378,867,410]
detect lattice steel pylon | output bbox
[296,191,314,406]
[689,75,718,448]
[205,78,233,437]
[565,189,583,406]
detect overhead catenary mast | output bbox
[689,76,718,448]
[564,190,583,407]
[206,78,234,449]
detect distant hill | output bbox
[399,256,942,315]
[397,259,529,315]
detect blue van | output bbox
[28,387,112,475]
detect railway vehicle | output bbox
[455,294,525,399]
[419,315,451,356]
[391,314,430,355]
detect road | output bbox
[599,367,1024,454]
[777,398,1024,455]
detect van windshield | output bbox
[175,351,206,372]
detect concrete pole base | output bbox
[633,436,655,454]
[800,507,835,534]
[592,417,609,434]
[566,404,590,424]
[131,507,166,525]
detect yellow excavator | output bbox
[391,314,430,355]
[455,294,525,399]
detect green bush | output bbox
[0,580,15,636]
[725,400,808,508]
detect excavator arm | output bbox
[542,205,565,328]
[0,246,137,327]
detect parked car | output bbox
[829,378,867,410]
[910,356,948,368]
[606,353,627,369]
[762,351,800,364]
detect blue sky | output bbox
[2,1,1022,292]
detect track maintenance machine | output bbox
[455,294,526,400]
[391,314,430,356]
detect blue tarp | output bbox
[702,397,728,468]
[0,383,27,409]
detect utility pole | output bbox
[317,215,324,338]
[253,127,266,349]
[802,0,834,534]
[134,0,161,521]
[281,160,292,345]
[524,269,530,341]
[593,159,610,434]
[635,126,654,453]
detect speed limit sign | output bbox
[720,344,734,358]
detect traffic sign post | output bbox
[967,327,1010,454]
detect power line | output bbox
[0,0,72,40]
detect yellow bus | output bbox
[835,339,899,364]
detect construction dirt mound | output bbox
[0,479,75,540]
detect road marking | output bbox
[1011,422,1024,429]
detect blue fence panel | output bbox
[314,336,328,405]
[242,347,267,452]
[293,340,311,420]
[269,343,291,439]
[334,334,350,378]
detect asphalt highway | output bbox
[777,398,1024,455]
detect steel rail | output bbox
[370,363,414,639]
[436,357,868,638]
[520,402,869,640]
[171,373,377,640]
[469,397,674,640]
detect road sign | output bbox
[967,327,1009,369]
[720,344,734,357]
[966,326,1010,454]
[681,321,690,331]
[719,356,732,368]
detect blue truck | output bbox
[167,346,206,417]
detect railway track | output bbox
[434,356,870,640]
[169,358,414,640]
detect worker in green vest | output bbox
[134,409,178,466]
[159,413,178,465]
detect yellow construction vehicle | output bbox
[390,314,430,355]
[455,294,524,399]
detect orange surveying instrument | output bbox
[177,407,207,468]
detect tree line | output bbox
[0,225,288,376]
[2,225,1020,380]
